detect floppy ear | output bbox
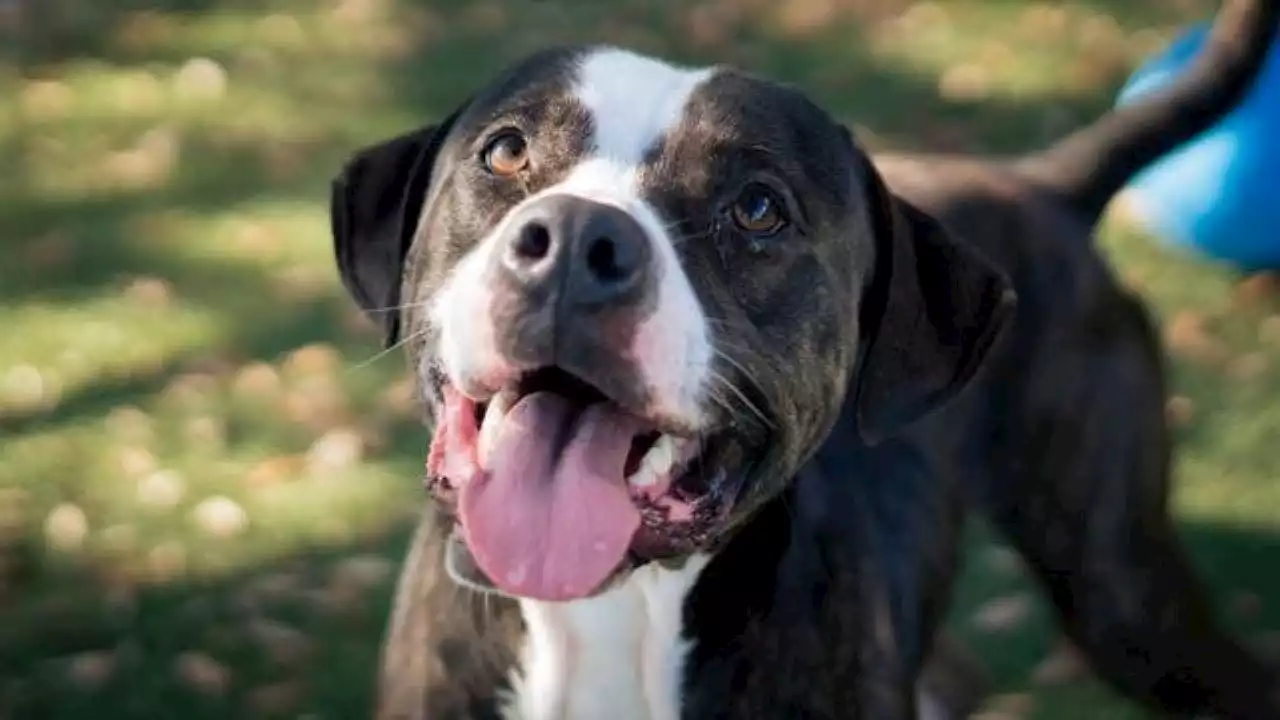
[853,168,1016,444]
[330,109,463,347]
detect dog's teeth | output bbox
[629,465,661,488]
[646,435,677,476]
[476,392,515,470]
[628,434,683,490]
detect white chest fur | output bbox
[503,555,710,720]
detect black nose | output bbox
[500,195,651,307]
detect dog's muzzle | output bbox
[485,194,658,414]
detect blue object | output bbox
[1116,22,1280,270]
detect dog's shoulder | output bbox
[377,509,524,720]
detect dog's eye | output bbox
[730,183,787,235]
[482,132,529,177]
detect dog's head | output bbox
[331,46,1014,602]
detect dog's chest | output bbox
[503,556,709,720]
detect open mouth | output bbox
[425,366,731,602]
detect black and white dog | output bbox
[331,2,1280,718]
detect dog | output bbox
[330,1,1280,718]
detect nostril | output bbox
[585,236,626,283]
[513,222,552,262]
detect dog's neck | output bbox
[503,555,711,720]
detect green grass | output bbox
[1,0,1277,717]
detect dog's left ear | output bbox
[330,107,464,347]
[853,165,1016,444]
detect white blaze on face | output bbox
[567,48,716,428]
[430,47,716,428]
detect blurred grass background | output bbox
[1,0,1278,717]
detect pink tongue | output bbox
[457,392,642,601]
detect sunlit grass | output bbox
[1,0,1274,717]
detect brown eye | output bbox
[730,183,787,235]
[483,132,529,177]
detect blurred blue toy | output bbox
[1117,21,1280,269]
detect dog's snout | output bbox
[499,195,651,306]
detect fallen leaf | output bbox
[272,266,328,301]
[246,455,306,488]
[938,63,991,102]
[775,0,840,39]
[65,650,117,691]
[1229,590,1263,621]
[98,524,138,557]
[173,651,230,697]
[173,58,228,103]
[986,693,1034,716]
[0,487,29,541]
[970,711,1021,720]
[971,593,1033,634]
[340,306,380,338]
[1259,315,1280,347]
[306,428,365,476]
[192,496,249,539]
[114,11,176,52]
[457,0,506,32]
[2,364,52,413]
[247,619,312,669]
[123,276,173,307]
[1234,272,1280,307]
[896,1,948,34]
[245,680,304,716]
[116,445,158,477]
[45,503,89,552]
[330,0,386,25]
[1250,630,1280,664]
[1165,395,1196,427]
[1165,311,1227,365]
[241,571,304,608]
[108,71,165,115]
[232,362,282,400]
[1077,13,1124,50]
[331,554,394,593]
[184,415,227,450]
[257,14,305,47]
[283,381,350,433]
[983,545,1024,577]
[138,470,186,510]
[19,79,74,120]
[378,376,420,419]
[1031,637,1089,686]
[281,344,342,380]
[1018,3,1068,37]
[147,541,187,582]
[161,373,220,413]
[1227,352,1269,381]
[23,231,74,269]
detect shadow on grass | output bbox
[2,511,1278,719]
[377,0,1126,156]
[1,0,1151,438]
[949,518,1280,697]
[0,525,415,720]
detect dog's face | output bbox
[331,46,1013,602]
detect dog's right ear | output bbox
[330,108,463,347]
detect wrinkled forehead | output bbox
[453,46,853,200]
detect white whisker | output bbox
[708,364,774,431]
[347,325,431,373]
